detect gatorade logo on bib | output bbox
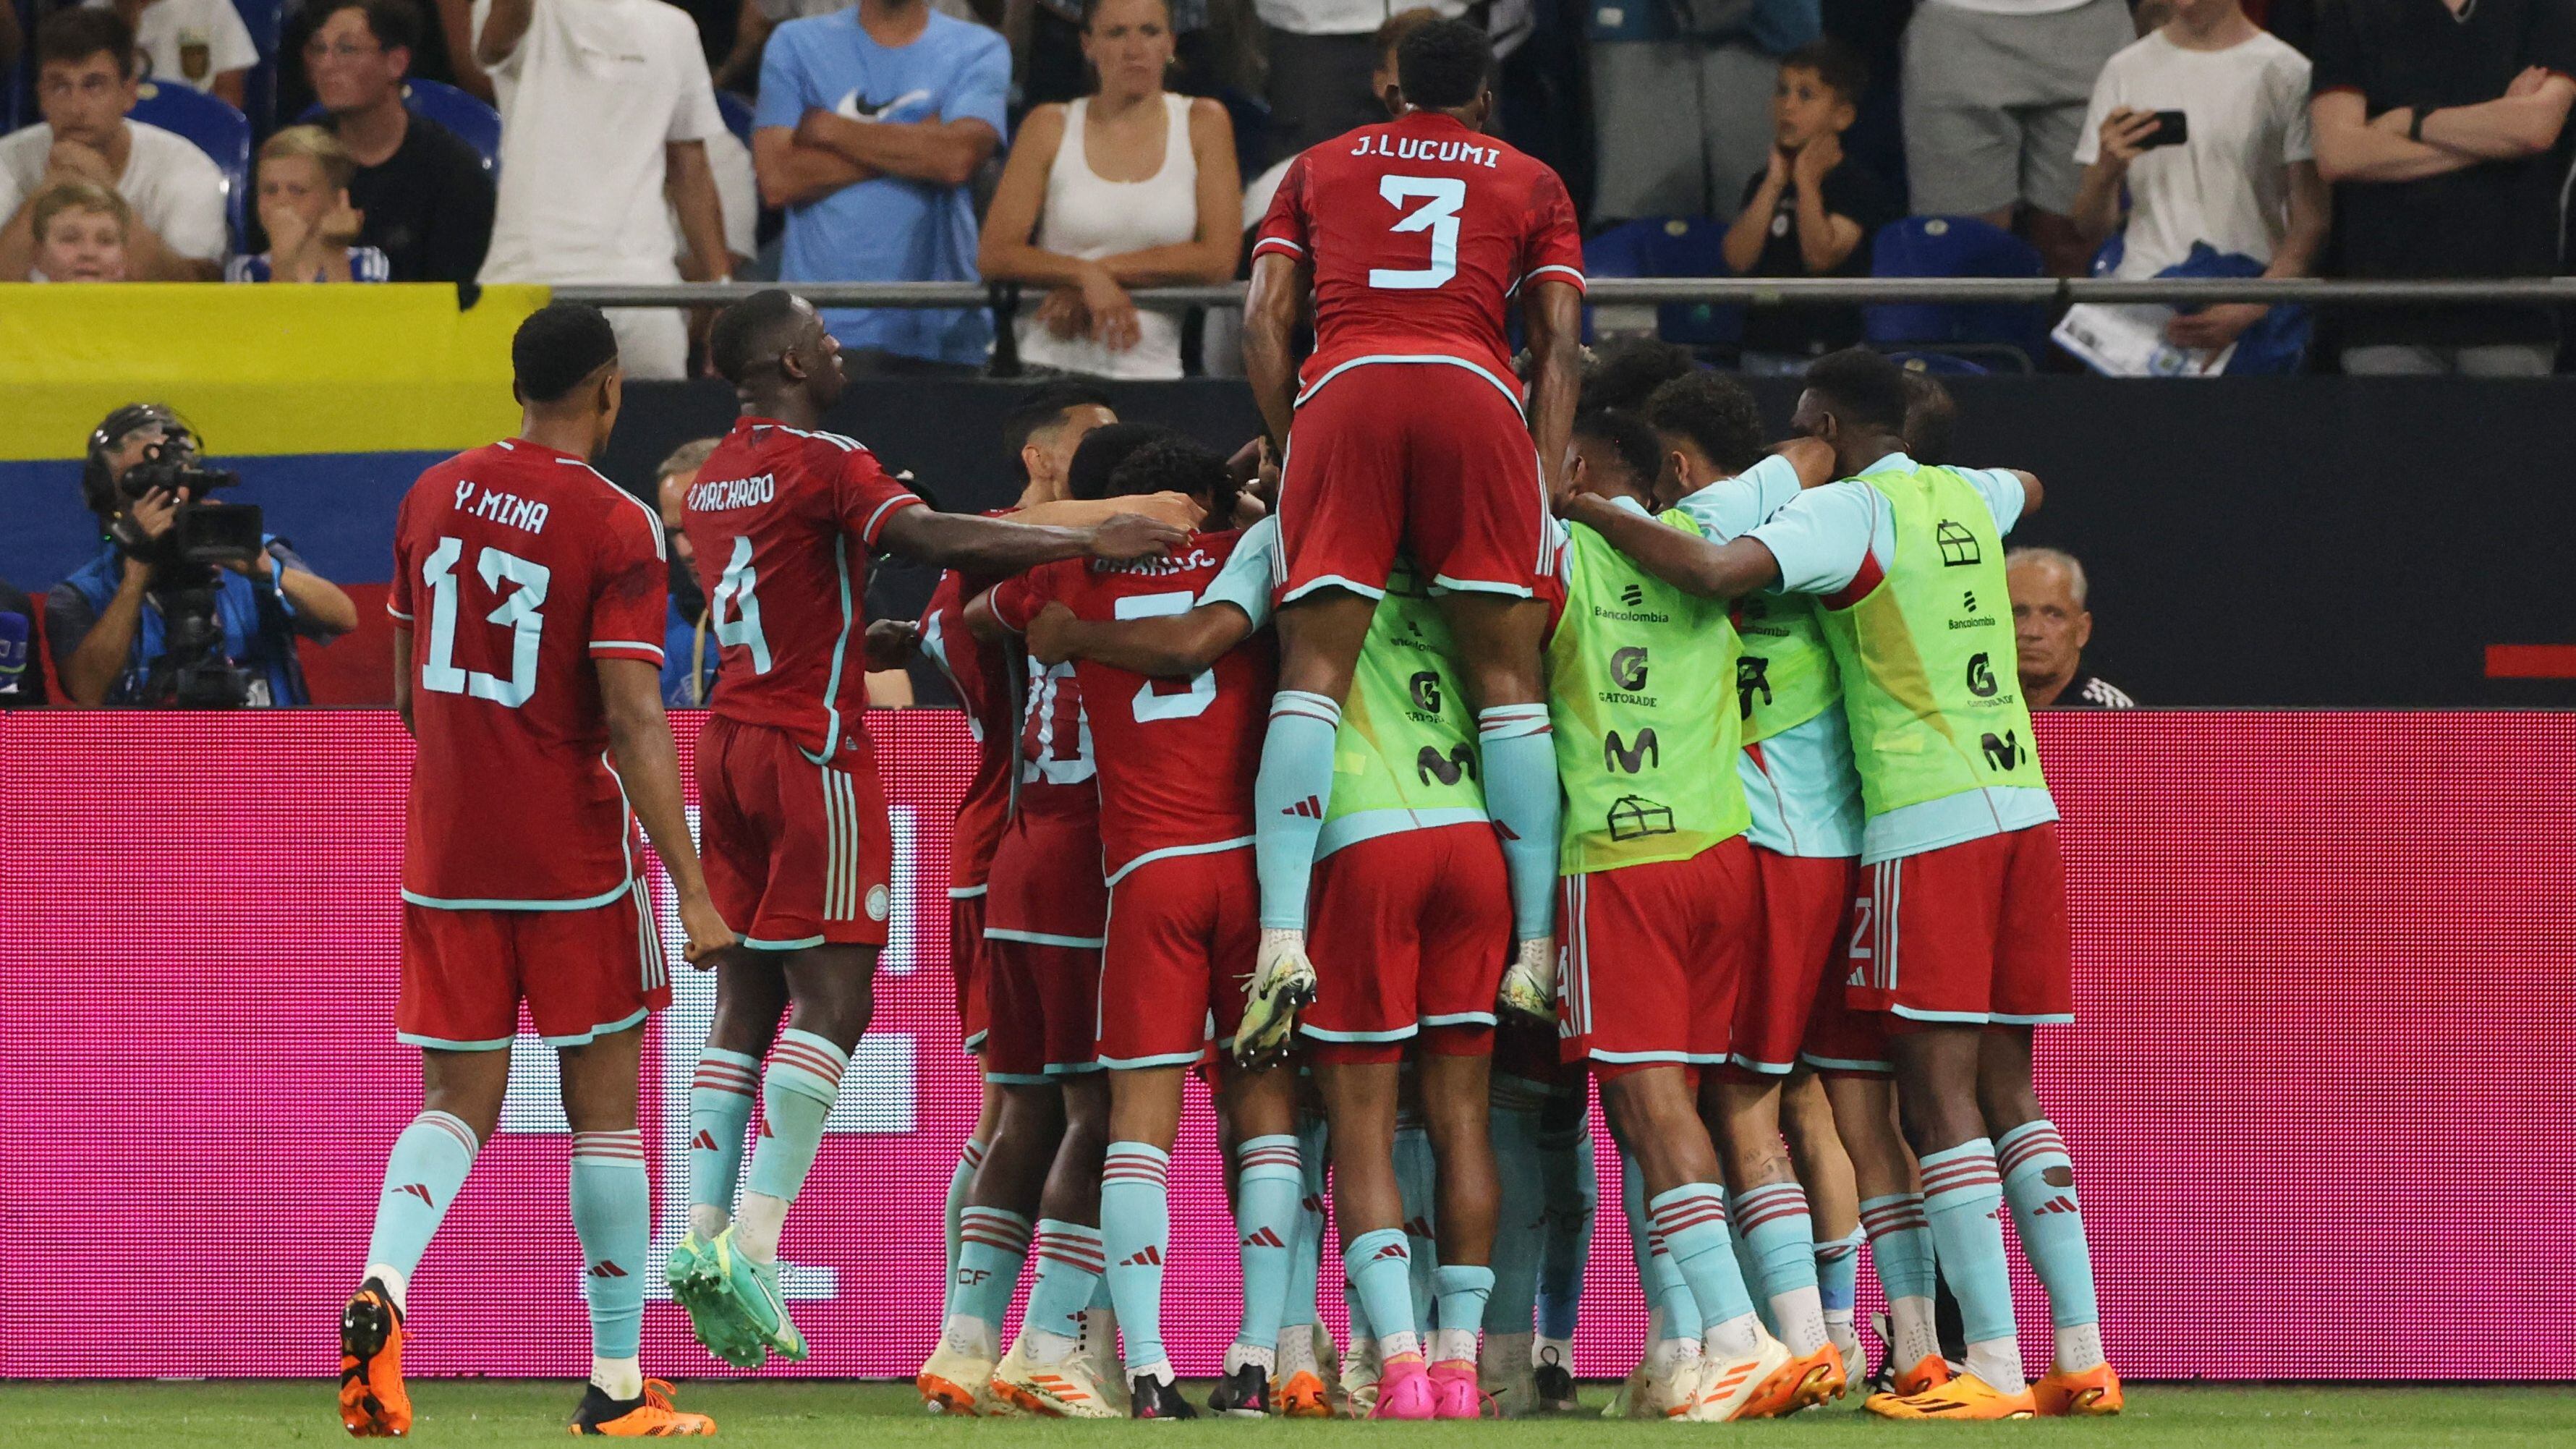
[865,884,890,922]
[1610,647,1650,692]
[1409,671,1442,714]
[1965,653,1999,698]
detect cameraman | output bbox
[46,404,357,707]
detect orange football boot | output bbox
[1892,1353,1953,1396]
[569,1379,715,1435]
[339,1280,410,1438]
[1275,1369,1331,1419]
[1863,1372,2038,1421]
[1738,1343,1845,1419]
[2033,1361,2123,1416]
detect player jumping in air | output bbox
[971,439,1305,1419]
[667,290,1184,1369]
[1563,347,2115,1420]
[347,302,734,1437]
[1237,17,1589,1052]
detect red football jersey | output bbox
[683,417,925,762]
[1251,109,1585,407]
[388,438,671,907]
[990,532,1275,884]
[917,567,1017,891]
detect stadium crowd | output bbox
[1,0,2572,375]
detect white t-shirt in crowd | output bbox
[472,0,725,286]
[85,0,260,93]
[1254,0,1460,38]
[2074,27,2314,279]
[675,122,759,271]
[1924,0,2094,17]
[0,119,229,261]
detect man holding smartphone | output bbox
[2069,0,2329,360]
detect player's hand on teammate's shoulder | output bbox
[865,619,919,671]
[1085,511,1191,560]
[1024,601,1081,667]
[1772,435,1840,489]
[676,891,740,966]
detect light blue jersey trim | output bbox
[395,1029,517,1051]
[401,879,634,912]
[948,884,989,900]
[1421,1010,1497,1027]
[540,1006,651,1047]
[1889,1004,1991,1025]
[1582,1048,1692,1065]
[1281,573,1389,605]
[1105,836,1254,888]
[743,933,828,951]
[986,928,1108,949]
[985,1070,1052,1086]
[1428,574,1536,598]
[1860,787,2059,865]
[1098,1048,1210,1070]
[1987,1011,2077,1027]
[1729,1051,1796,1075]
[962,1029,989,1052]
[802,532,857,766]
[1315,806,1489,861]
[1301,1024,1419,1043]
[1042,1060,1108,1076]
[1800,1053,1892,1074]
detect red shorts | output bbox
[982,807,1109,1083]
[398,886,668,1049]
[1556,838,1757,1072]
[697,715,891,951]
[1275,363,1552,603]
[951,888,990,1053]
[1492,1016,1586,1091]
[1729,850,1858,1075]
[1304,825,1512,1059]
[1096,848,1260,1069]
[1846,823,2074,1026]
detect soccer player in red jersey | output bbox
[969,439,1304,1420]
[1238,17,1588,1045]
[665,291,1185,1369]
[344,303,734,1438]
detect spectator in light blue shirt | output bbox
[753,0,1008,371]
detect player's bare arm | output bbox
[1772,435,1841,489]
[597,657,737,964]
[1523,280,1585,502]
[1022,598,1256,673]
[2010,469,2045,514]
[1561,492,1785,600]
[1241,251,1306,449]
[865,618,919,671]
[880,504,1186,578]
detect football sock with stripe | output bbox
[1535,1100,1594,1343]
[1253,691,1340,930]
[1343,1228,1420,1361]
[1432,1262,1495,1365]
[1919,1139,2023,1390]
[1101,1142,1175,1379]
[1816,1225,1864,1334]
[945,1207,1031,1359]
[1735,1181,1829,1355]
[1278,1113,1328,1355]
[1482,1084,1543,1338]
[1233,1135,1302,1372]
[737,1029,847,1264]
[1623,1153,1699,1347]
[1649,1184,1762,1359]
[362,1109,481,1314]
[686,1047,760,1241]
[569,1129,649,1398]
[1998,1119,2104,1372]
[1395,1120,1440,1330]
[1021,1220,1105,1366]
[1476,705,1560,941]
[945,1136,987,1291]
[1860,1192,1942,1376]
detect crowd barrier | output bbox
[2,710,2567,1381]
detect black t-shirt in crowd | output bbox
[333,111,496,285]
[2311,0,2576,347]
[1735,156,1902,358]
[0,579,46,707]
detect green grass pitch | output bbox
[1,1382,2568,1446]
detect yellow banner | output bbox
[0,283,550,462]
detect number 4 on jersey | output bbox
[710,535,775,674]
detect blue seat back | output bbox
[297,79,501,177]
[1863,216,2047,364]
[128,80,253,247]
[1582,216,1742,348]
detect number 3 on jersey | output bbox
[420,535,548,707]
[1115,590,1217,720]
[1369,175,1466,291]
[709,535,775,673]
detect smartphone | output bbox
[2140,110,2189,150]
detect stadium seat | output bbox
[298,80,501,174]
[1581,216,1742,349]
[127,80,253,249]
[1864,216,2049,373]
[715,89,754,148]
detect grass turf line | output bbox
[0,1382,2568,1445]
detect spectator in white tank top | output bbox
[977,0,1241,380]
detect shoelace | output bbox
[641,1380,678,1412]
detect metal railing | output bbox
[548,276,2576,310]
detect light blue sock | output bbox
[944,1137,986,1291]
[1395,1123,1440,1330]
[1476,705,1560,941]
[744,1030,846,1207]
[1101,1142,1173,1374]
[1859,1194,1937,1302]
[948,1207,1032,1338]
[1482,1088,1544,1335]
[1919,1140,2018,1347]
[1342,1228,1419,1350]
[1022,1219,1105,1340]
[362,1110,480,1291]
[1344,1257,1374,1341]
[1254,690,1341,930]
[1534,1108,1594,1340]
[1997,1121,2099,1330]
[1235,1135,1303,1351]
[569,1130,650,1360]
[1817,1227,1864,1315]
[686,1048,759,1229]
[1623,1154,1699,1340]
[1734,1181,1821,1298]
[1728,1215,1777,1333]
[1282,1115,1329,1333]
[1433,1262,1495,1356]
[1649,1184,1757,1333]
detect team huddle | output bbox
[336,19,2111,1438]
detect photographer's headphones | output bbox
[82,402,192,519]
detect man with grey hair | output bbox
[2007,546,2133,709]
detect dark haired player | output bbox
[666,290,1185,1369]
[1564,347,2111,1420]
[969,438,1306,1419]
[1240,16,1589,1053]
[346,302,731,1437]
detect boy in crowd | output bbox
[1722,41,1901,372]
[26,178,129,280]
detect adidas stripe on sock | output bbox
[686,1048,760,1241]
[362,1109,481,1313]
[1999,1119,2104,1372]
[1101,1143,1174,1375]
